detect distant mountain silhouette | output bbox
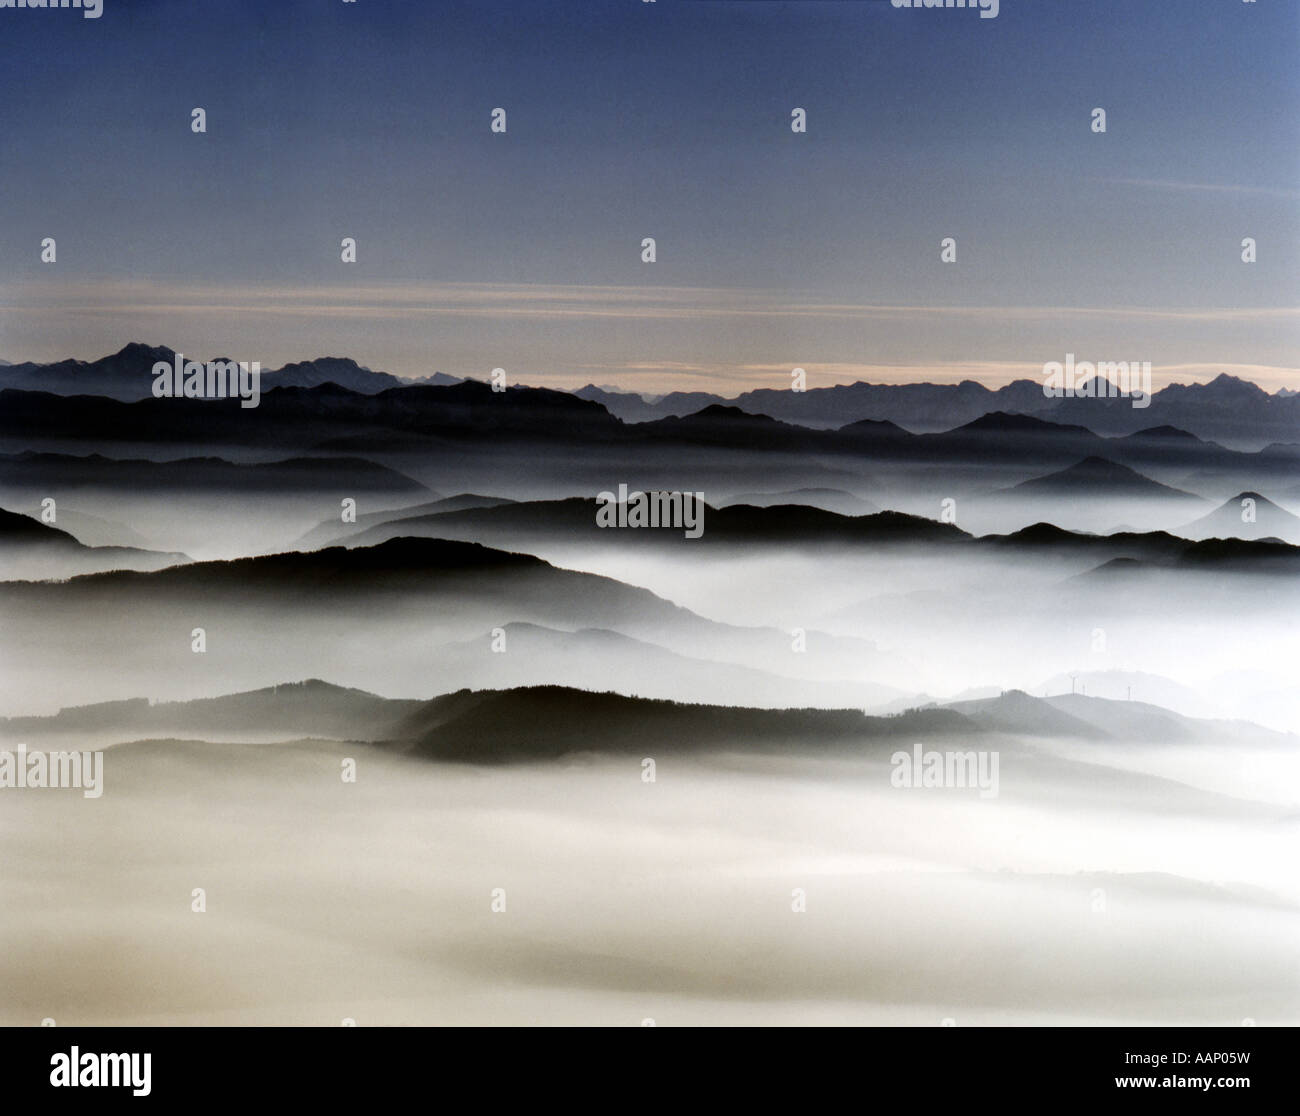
[0,343,461,400]
[1070,535,1300,576]
[703,505,964,544]
[295,492,515,549]
[585,379,1061,432]
[1035,670,1219,720]
[22,507,158,550]
[630,404,830,451]
[261,357,459,393]
[431,622,904,708]
[339,497,968,549]
[1178,491,1300,545]
[320,496,1300,578]
[942,689,1283,745]
[0,678,420,742]
[1010,456,1203,501]
[5,673,1281,761]
[943,690,1109,739]
[1121,425,1204,443]
[4,347,1294,447]
[0,372,1277,477]
[955,412,1097,437]
[1046,373,1299,449]
[0,450,429,495]
[898,413,1110,468]
[0,377,622,450]
[0,343,178,401]
[835,417,912,440]
[978,520,1300,575]
[0,535,908,706]
[574,385,723,423]
[1043,692,1283,745]
[41,535,549,595]
[720,488,881,516]
[989,521,1184,553]
[391,685,976,762]
[581,374,1299,449]
[261,357,401,393]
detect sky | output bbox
[0,0,1297,394]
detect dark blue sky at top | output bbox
[0,0,1296,386]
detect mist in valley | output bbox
[2,386,1297,1029]
[3,733,1295,1026]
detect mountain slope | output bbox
[0,505,189,580]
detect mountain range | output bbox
[1,344,1295,450]
[581,374,1298,450]
[3,679,1283,761]
[0,343,462,400]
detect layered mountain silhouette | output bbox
[583,372,1299,448]
[1,677,971,760]
[0,536,901,703]
[939,689,1284,745]
[986,521,1300,572]
[1047,373,1298,448]
[429,622,904,708]
[1069,535,1300,575]
[0,450,428,495]
[2,345,1294,452]
[581,378,1057,430]
[262,357,460,393]
[390,686,972,762]
[6,677,1281,762]
[336,497,968,550]
[317,494,1300,575]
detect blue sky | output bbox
[0,0,1296,392]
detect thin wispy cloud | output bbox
[3,279,1295,326]
[1099,177,1300,200]
[2,280,1296,394]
